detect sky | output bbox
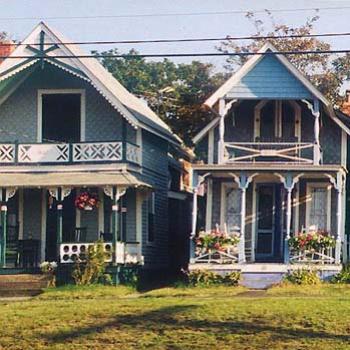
[1,0,350,71]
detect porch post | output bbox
[327,172,344,264]
[218,98,225,164]
[275,173,302,264]
[56,188,63,260]
[0,188,16,268]
[233,173,257,264]
[190,186,198,262]
[111,186,119,264]
[0,203,7,267]
[190,173,210,263]
[312,99,321,165]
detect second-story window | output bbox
[41,93,81,143]
[256,101,299,142]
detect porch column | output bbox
[275,173,303,264]
[312,99,321,165]
[48,187,71,261]
[0,188,16,268]
[104,186,127,264]
[0,204,7,268]
[190,173,210,263]
[328,172,345,264]
[233,173,257,263]
[218,98,225,164]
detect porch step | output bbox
[0,274,47,297]
[240,273,284,289]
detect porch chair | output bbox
[74,227,87,242]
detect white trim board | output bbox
[37,89,86,142]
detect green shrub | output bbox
[187,269,241,287]
[331,264,350,284]
[283,269,321,285]
[72,240,108,285]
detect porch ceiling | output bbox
[0,171,151,188]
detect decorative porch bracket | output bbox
[326,172,346,264]
[302,99,321,165]
[190,172,210,263]
[49,187,72,259]
[104,186,127,264]
[231,172,258,263]
[274,172,303,264]
[0,187,16,267]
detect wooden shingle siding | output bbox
[0,65,127,143]
[226,55,313,99]
[140,130,170,267]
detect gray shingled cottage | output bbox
[0,22,190,281]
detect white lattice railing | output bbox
[224,142,314,163]
[191,247,239,264]
[73,142,122,162]
[289,248,336,264]
[18,144,69,163]
[60,242,144,264]
[0,141,142,165]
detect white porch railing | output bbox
[72,142,122,162]
[224,142,314,163]
[0,141,141,165]
[18,144,70,163]
[190,247,239,264]
[289,248,336,264]
[60,242,144,264]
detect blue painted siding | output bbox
[0,64,135,143]
[140,130,170,267]
[226,55,313,99]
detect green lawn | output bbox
[1,284,350,350]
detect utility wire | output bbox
[3,30,350,47]
[0,5,347,21]
[3,49,350,59]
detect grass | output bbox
[1,284,350,349]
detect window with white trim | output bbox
[306,184,331,231]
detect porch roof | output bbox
[0,171,151,188]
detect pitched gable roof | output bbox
[0,22,181,144]
[204,42,329,108]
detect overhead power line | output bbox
[3,48,350,59]
[0,5,348,21]
[2,30,350,47]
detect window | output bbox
[255,100,299,142]
[306,184,331,231]
[221,183,241,234]
[38,90,85,143]
[147,192,155,242]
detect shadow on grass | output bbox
[43,304,350,345]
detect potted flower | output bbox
[195,228,240,256]
[289,230,336,252]
[40,261,57,287]
[75,191,99,211]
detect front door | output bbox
[256,184,283,261]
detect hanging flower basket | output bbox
[75,191,99,211]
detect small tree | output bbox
[72,241,108,285]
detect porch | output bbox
[190,165,346,268]
[0,170,147,271]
